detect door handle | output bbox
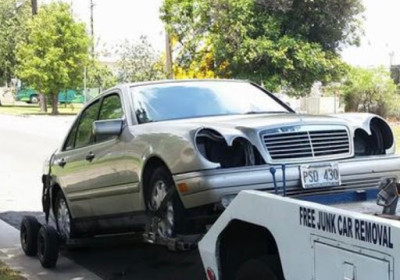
[57,158,66,167]
[86,152,95,162]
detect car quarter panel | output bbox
[125,124,220,177]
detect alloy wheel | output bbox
[150,180,175,238]
[57,198,71,240]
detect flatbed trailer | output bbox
[20,214,202,268]
[199,182,400,280]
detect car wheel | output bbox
[20,216,40,256]
[37,225,59,268]
[148,167,187,238]
[55,192,74,240]
[30,95,39,103]
[235,257,282,280]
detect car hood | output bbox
[132,113,350,145]
[149,113,348,131]
[187,113,346,128]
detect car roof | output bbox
[94,79,262,103]
[124,78,252,88]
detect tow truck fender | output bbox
[199,191,400,280]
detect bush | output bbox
[343,66,398,118]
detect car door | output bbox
[52,99,101,219]
[88,93,138,216]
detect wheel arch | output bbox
[49,183,64,217]
[141,156,173,205]
[217,219,284,280]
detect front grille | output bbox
[262,127,350,161]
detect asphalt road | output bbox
[0,114,206,280]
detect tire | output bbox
[20,216,40,256]
[147,166,188,238]
[37,225,59,268]
[235,256,282,280]
[54,192,75,240]
[30,95,39,103]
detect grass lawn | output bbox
[0,260,25,280]
[0,103,82,116]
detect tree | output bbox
[342,67,397,118]
[86,60,116,92]
[255,0,364,51]
[0,0,30,85]
[116,36,166,83]
[161,0,364,94]
[16,2,90,114]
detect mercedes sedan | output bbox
[41,79,400,241]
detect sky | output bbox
[341,0,400,67]
[40,0,400,67]
[40,0,166,59]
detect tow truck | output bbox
[199,177,400,280]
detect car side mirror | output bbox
[93,119,123,139]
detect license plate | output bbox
[300,163,341,189]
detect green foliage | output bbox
[255,0,364,50]
[86,60,116,91]
[16,2,90,114]
[116,36,166,83]
[343,66,397,118]
[0,0,30,85]
[161,0,363,94]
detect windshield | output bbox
[130,81,290,123]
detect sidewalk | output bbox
[0,219,102,280]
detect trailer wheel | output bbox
[20,216,40,256]
[235,257,281,280]
[37,225,59,268]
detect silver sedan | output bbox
[41,80,400,240]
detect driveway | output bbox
[0,114,206,280]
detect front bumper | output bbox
[173,155,400,209]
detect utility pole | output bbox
[90,0,95,57]
[389,51,395,66]
[84,67,87,103]
[165,32,173,79]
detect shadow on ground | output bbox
[0,211,46,230]
[0,211,206,280]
